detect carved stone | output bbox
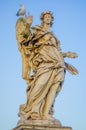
[13,126,72,130]
[13,120,72,130]
[14,8,78,130]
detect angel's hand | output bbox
[26,13,33,24]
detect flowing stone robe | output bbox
[16,18,78,122]
[16,22,65,120]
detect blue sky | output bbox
[0,0,86,130]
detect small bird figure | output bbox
[16,4,26,16]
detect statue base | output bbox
[12,119,72,130]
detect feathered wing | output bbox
[65,62,78,75]
[16,18,31,80]
[21,49,31,80]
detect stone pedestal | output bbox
[13,120,72,130]
[13,124,72,130]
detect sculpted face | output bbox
[43,14,52,24]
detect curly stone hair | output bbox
[40,11,54,26]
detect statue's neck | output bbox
[42,23,51,32]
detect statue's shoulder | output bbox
[32,25,44,31]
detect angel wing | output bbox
[65,62,78,75]
[21,49,31,80]
[16,18,31,80]
[16,17,26,51]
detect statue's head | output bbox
[40,11,54,26]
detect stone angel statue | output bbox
[16,11,78,125]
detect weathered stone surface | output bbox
[16,10,78,122]
[14,9,77,130]
[13,124,72,130]
[13,120,72,130]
